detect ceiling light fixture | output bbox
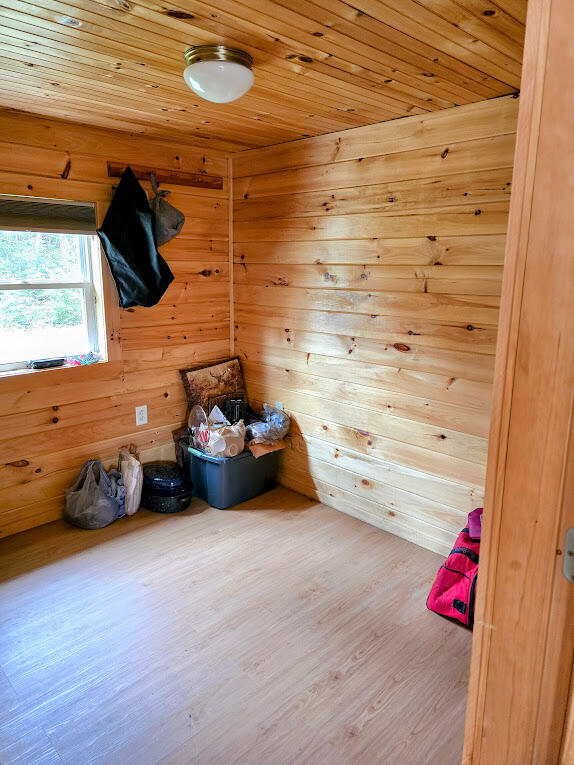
[183,45,254,103]
[59,16,82,27]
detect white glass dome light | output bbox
[183,45,254,104]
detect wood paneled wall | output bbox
[0,111,231,538]
[233,95,519,555]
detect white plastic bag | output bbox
[208,405,229,426]
[206,420,246,458]
[246,404,290,445]
[190,404,245,457]
[119,447,143,516]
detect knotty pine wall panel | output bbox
[233,95,519,555]
[0,112,231,537]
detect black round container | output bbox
[140,462,192,513]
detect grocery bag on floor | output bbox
[64,460,126,529]
[119,447,143,516]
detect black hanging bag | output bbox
[97,166,174,308]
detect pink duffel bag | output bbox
[426,509,482,628]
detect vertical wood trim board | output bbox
[0,112,231,537]
[561,669,574,764]
[228,156,235,357]
[464,0,574,761]
[232,95,519,556]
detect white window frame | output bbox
[0,232,105,373]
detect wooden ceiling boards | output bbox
[0,0,526,151]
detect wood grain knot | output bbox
[165,9,195,19]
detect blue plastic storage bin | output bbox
[183,443,279,509]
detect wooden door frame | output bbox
[463,0,574,762]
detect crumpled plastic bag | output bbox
[189,404,246,457]
[208,405,228,426]
[205,420,246,458]
[246,404,290,445]
[64,460,126,530]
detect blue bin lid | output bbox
[143,462,188,493]
[187,445,253,464]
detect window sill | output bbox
[0,358,123,390]
[0,360,103,378]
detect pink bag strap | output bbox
[467,507,483,539]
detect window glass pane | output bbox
[0,288,90,363]
[0,230,84,283]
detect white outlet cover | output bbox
[135,405,148,426]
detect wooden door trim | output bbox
[539,398,574,761]
[560,665,574,762]
[463,0,574,762]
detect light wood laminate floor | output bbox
[0,487,470,765]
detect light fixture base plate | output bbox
[183,45,253,69]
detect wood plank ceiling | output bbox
[0,0,527,152]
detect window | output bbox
[0,197,107,373]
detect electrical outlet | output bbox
[135,405,148,426]
[274,401,284,410]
